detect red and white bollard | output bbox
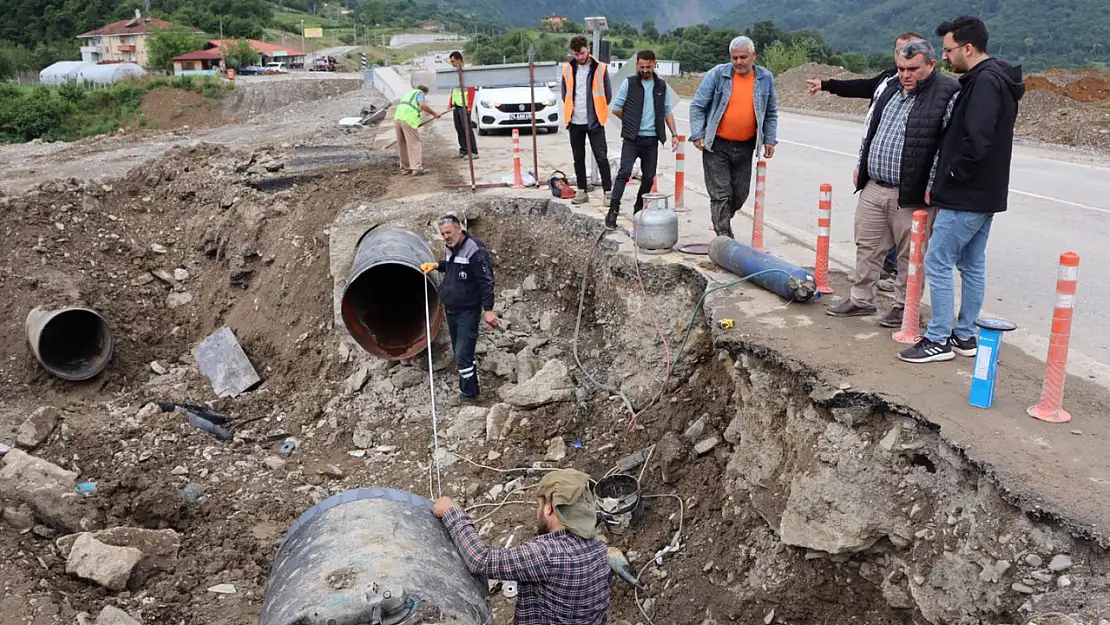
[1027,252,1080,423]
[751,160,767,251]
[511,129,525,189]
[893,210,929,343]
[651,174,659,193]
[674,135,686,209]
[815,184,834,294]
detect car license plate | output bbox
[508,112,533,121]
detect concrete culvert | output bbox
[342,227,443,361]
[259,488,493,625]
[25,306,113,381]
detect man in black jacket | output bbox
[898,16,1025,364]
[826,39,959,329]
[421,215,501,400]
[807,32,922,288]
[607,49,678,230]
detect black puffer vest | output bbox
[856,72,961,208]
[620,74,667,143]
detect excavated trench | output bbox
[407,197,1110,625]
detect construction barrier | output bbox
[893,210,929,344]
[815,184,833,294]
[675,135,686,209]
[511,129,525,190]
[1027,252,1080,424]
[751,160,767,251]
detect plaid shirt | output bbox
[443,506,610,625]
[863,85,918,186]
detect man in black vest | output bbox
[606,49,678,230]
[826,39,959,329]
[806,32,924,290]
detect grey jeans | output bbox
[703,136,756,237]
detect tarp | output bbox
[77,62,146,85]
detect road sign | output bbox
[303,27,323,38]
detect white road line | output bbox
[774,140,1110,215]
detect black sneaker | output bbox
[878,306,904,328]
[897,338,954,363]
[604,214,618,230]
[948,333,978,357]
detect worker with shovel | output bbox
[393,85,444,176]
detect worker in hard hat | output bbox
[433,468,610,623]
[393,84,443,176]
[421,214,499,402]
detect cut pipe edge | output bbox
[26,306,114,381]
[341,227,444,361]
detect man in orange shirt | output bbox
[688,36,779,238]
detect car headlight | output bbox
[542,98,557,106]
[480,101,501,109]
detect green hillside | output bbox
[446,0,742,30]
[716,0,1110,70]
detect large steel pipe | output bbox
[259,488,493,625]
[26,306,113,381]
[709,235,817,303]
[342,227,443,361]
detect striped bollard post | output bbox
[511,129,525,189]
[751,160,767,251]
[892,210,929,343]
[1027,252,1080,424]
[674,135,686,209]
[815,184,834,294]
[651,174,659,194]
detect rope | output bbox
[423,276,443,499]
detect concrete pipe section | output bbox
[260,488,493,625]
[26,306,114,381]
[342,227,444,361]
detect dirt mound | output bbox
[1017,89,1110,148]
[223,78,364,119]
[775,63,871,116]
[139,88,228,132]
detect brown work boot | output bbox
[878,306,905,328]
[572,190,590,205]
[826,300,877,317]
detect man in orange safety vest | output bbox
[561,35,613,205]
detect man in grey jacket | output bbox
[689,36,779,238]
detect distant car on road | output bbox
[310,56,339,72]
[236,65,265,75]
[472,85,561,135]
[263,62,289,74]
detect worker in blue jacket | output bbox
[421,215,500,401]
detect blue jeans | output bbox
[923,209,994,344]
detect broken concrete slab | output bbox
[58,527,180,583]
[497,359,575,409]
[0,448,77,487]
[193,326,261,398]
[94,606,141,625]
[66,533,143,591]
[485,403,516,441]
[16,406,59,449]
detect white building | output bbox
[609,59,681,76]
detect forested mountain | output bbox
[716,0,1109,69]
[440,0,742,30]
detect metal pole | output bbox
[457,66,477,191]
[588,28,602,186]
[528,46,539,187]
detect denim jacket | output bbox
[689,64,779,151]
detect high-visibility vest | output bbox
[394,89,423,129]
[450,87,473,108]
[562,58,609,127]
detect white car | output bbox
[264,62,289,74]
[472,85,561,135]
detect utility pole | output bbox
[300,19,306,67]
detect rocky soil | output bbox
[1,82,1109,625]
